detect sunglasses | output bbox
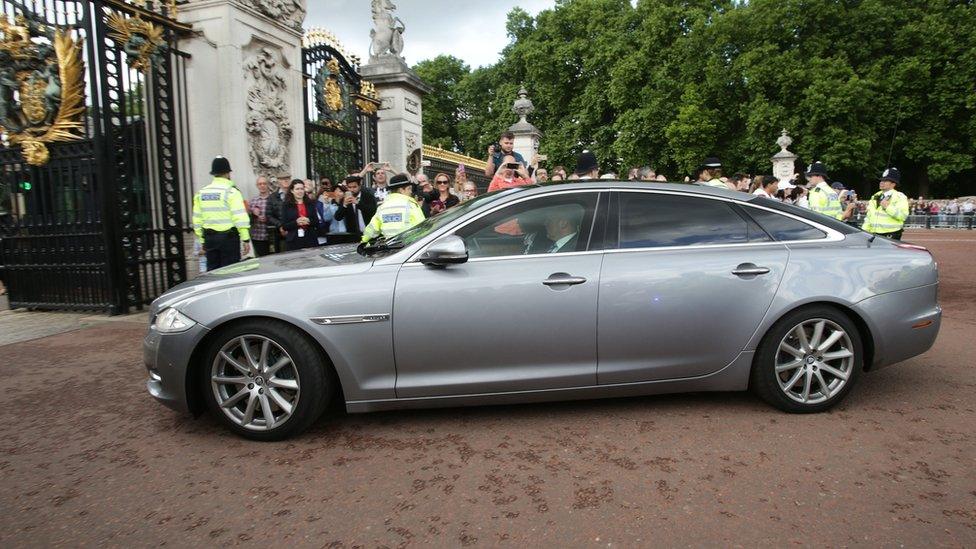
[436,180,450,185]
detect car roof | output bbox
[526,180,754,202]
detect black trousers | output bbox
[252,239,271,257]
[204,230,241,270]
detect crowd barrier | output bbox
[845,213,976,229]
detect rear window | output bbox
[748,196,858,234]
[743,206,826,241]
[618,193,768,248]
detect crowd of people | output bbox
[191,131,969,271]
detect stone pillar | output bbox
[177,0,306,197]
[361,59,430,175]
[771,129,798,184]
[509,87,541,164]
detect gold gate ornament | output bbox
[0,16,85,166]
[106,13,165,73]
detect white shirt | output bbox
[963,202,975,213]
[549,232,577,253]
[753,188,773,198]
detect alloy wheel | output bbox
[775,318,854,405]
[211,335,301,431]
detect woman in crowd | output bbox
[281,179,321,251]
[428,172,460,216]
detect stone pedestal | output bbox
[361,57,430,174]
[177,0,306,197]
[509,87,541,165]
[771,129,798,184]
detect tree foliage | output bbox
[413,0,976,197]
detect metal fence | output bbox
[845,213,976,229]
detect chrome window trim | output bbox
[402,188,608,264]
[609,189,844,254]
[401,248,605,267]
[310,314,391,325]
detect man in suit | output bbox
[334,175,377,235]
[265,173,291,252]
[542,205,582,253]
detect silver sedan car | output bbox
[145,182,941,440]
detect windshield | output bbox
[380,187,529,248]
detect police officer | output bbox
[862,167,909,240]
[697,157,729,189]
[805,161,854,221]
[192,156,251,270]
[361,173,424,243]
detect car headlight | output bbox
[153,307,196,333]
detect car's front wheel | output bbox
[751,306,863,413]
[202,320,331,440]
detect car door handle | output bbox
[732,264,770,276]
[542,274,587,286]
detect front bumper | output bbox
[854,283,941,369]
[143,322,210,413]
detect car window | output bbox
[742,206,827,241]
[618,193,765,248]
[455,193,599,259]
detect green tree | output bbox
[412,55,470,151]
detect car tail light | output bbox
[895,243,930,254]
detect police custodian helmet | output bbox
[210,155,232,175]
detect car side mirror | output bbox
[419,235,468,267]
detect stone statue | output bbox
[369,0,405,61]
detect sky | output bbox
[305,0,556,68]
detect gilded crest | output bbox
[106,13,167,73]
[313,57,351,129]
[0,14,85,166]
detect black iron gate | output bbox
[302,29,378,181]
[0,0,192,314]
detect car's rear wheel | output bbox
[751,306,862,413]
[202,320,331,440]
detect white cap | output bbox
[777,181,796,191]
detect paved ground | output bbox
[0,230,974,547]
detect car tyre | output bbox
[202,319,332,441]
[751,306,862,413]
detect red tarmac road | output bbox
[1,230,974,547]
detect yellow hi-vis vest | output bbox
[361,191,425,242]
[808,183,843,220]
[862,189,909,234]
[192,177,251,241]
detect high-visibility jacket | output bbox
[862,189,909,234]
[361,191,425,242]
[192,177,250,241]
[807,182,844,220]
[702,178,728,189]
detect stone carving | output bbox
[776,128,792,152]
[240,0,305,30]
[369,0,405,61]
[244,46,291,174]
[512,86,534,123]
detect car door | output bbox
[597,191,789,384]
[393,190,605,398]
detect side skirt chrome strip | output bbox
[310,314,390,325]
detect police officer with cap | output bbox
[361,173,425,243]
[805,161,854,221]
[697,157,729,189]
[192,156,251,270]
[862,167,909,240]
